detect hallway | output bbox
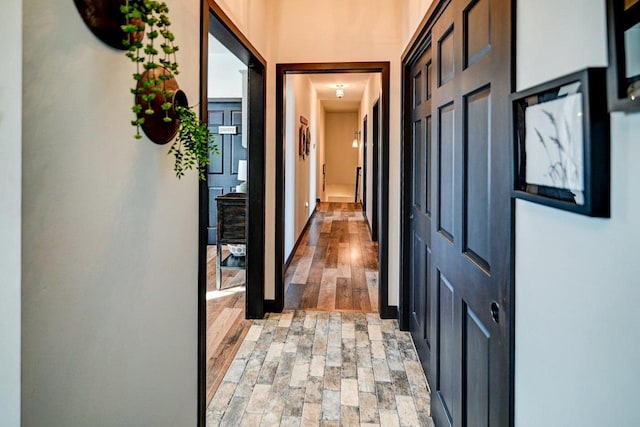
[206,203,433,425]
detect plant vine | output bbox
[121,0,180,139]
[170,106,219,180]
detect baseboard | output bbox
[380,305,398,319]
[263,299,282,314]
[284,205,317,268]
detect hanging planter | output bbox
[73,0,143,50]
[135,66,187,145]
[120,0,218,179]
[74,0,217,179]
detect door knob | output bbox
[490,302,500,324]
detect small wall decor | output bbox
[299,115,309,159]
[607,0,640,112]
[511,68,610,217]
[299,125,306,159]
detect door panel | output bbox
[436,273,456,425]
[207,100,246,244]
[464,305,490,427]
[464,86,491,270]
[438,103,455,242]
[407,0,512,426]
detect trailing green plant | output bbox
[120,1,218,181]
[169,106,219,180]
[121,0,179,139]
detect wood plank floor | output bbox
[207,202,379,405]
[285,202,379,313]
[206,246,251,406]
[206,311,434,426]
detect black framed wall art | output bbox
[607,0,640,112]
[511,68,610,217]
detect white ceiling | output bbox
[305,73,375,112]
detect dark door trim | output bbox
[273,62,394,318]
[199,2,266,426]
[371,99,380,242]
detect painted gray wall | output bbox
[516,1,640,426]
[0,0,22,424]
[21,0,199,425]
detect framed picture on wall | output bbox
[305,128,311,156]
[607,0,640,111]
[299,125,305,159]
[511,68,610,217]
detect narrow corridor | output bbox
[206,203,433,425]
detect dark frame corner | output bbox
[606,0,640,112]
[510,67,610,218]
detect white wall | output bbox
[207,34,246,98]
[316,103,327,202]
[325,112,359,186]
[402,0,435,48]
[359,74,382,224]
[0,0,22,424]
[21,1,199,425]
[516,1,640,426]
[284,74,318,260]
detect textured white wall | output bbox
[402,0,435,48]
[516,1,640,426]
[325,113,359,186]
[359,75,382,227]
[207,34,246,99]
[316,103,327,202]
[0,0,22,424]
[284,74,316,260]
[21,0,199,425]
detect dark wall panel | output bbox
[438,272,456,423]
[438,103,455,242]
[465,305,490,427]
[439,26,455,85]
[464,0,491,67]
[464,87,491,271]
[414,119,424,210]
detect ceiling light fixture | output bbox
[336,84,344,98]
[352,131,360,148]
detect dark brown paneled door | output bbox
[207,100,245,244]
[409,0,512,426]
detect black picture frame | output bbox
[511,68,610,217]
[606,0,640,112]
[298,125,305,159]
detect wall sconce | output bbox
[336,84,344,98]
[352,131,360,148]
[236,159,247,192]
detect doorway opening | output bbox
[199,4,266,426]
[274,62,394,318]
